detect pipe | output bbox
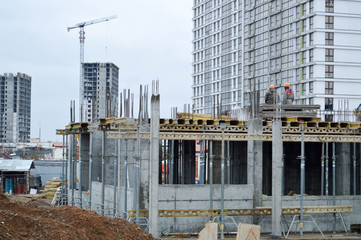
[101,130,105,216]
[332,142,336,234]
[88,132,93,210]
[300,124,305,237]
[71,134,75,206]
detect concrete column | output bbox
[149,93,160,238]
[272,121,282,238]
[247,119,263,208]
[336,143,351,195]
[79,133,89,190]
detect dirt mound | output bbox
[0,193,155,240]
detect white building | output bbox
[192,0,361,121]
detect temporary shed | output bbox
[0,159,35,194]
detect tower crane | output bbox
[67,15,117,121]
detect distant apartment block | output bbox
[0,73,31,143]
[192,0,361,119]
[81,62,119,122]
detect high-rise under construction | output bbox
[0,73,31,143]
[192,0,361,119]
[81,62,119,122]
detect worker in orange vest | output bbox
[282,83,294,104]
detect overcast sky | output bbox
[0,0,193,142]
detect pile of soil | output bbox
[0,193,155,240]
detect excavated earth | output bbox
[0,193,155,240]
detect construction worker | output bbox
[265,84,279,104]
[282,82,294,105]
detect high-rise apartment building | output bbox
[81,62,119,122]
[192,0,361,119]
[0,73,31,143]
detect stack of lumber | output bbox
[42,179,62,199]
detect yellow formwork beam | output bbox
[127,206,352,218]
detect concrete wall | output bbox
[158,184,254,233]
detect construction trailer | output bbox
[56,103,361,236]
[0,159,35,194]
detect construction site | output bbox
[51,81,361,239]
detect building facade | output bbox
[81,62,119,122]
[0,73,31,143]
[192,0,361,120]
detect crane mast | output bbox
[68,15,117,122]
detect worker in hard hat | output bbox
[265,84,280,104]
[282,83,294,104]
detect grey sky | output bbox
[0,0,193,142]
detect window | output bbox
[309,65,314,79]
[325,49,334,62]
[325,65,334,78]
[325,114,333,121]
[325,98,333,111]
[309,81,313,93]
[325,81,334,94]
[325,16,334,29]
[326,0,334,13]
[309,49,314,62]
[325,32,334,45]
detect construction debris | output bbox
[0,193,155,240]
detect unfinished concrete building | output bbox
[81,63,119,122]
[0,73,31,143]
[57,86,361,238]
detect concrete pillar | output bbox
[272,121,282,238]
[79,133,89,190]
[336,143,351,195]
[247,119,263,208]
[149,93,160,238]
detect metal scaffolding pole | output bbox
[124,139,128,219]
[170,138,174,184]
[326,142,329,196]
[88,132,93,210]
[61,135,65,201]
[332,142,336,234]
[101,130,105,216]
[227,141,231,184]
[79,134,82,208]
[199,140,205,184]
[353,142,357,196]
[71,134,75,206]
[221,125,225,240]
[65,135,68,199]
[113,137,118,217]
[209,140,213,210]
[300,124,305,237]
[321,142,325,196]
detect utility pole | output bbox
[68,15,117,120]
